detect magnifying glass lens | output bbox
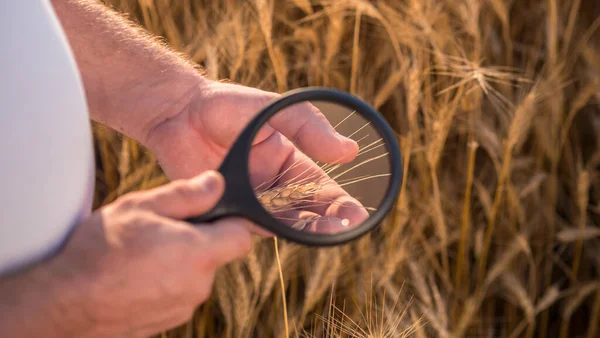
[248,100,392,235]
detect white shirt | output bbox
[0,1,95,276]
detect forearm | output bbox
[50,0,208,144]
[0,260,90,338]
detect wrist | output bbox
[50,0,213,147]
[35,258,95,337]
[93,68,211,149]
[0,256,94,338]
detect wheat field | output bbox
[92,1,600,337]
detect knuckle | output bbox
[129,212,156,229]
[308,106,330,126]
[115,192,143,210]
[292,118,312,144]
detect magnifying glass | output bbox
[184,87,403,246]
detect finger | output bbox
[139,170,225,219]
[268,101,360,164]
[304,216,352,234]
[248,130,295,189]
[249,131,368,222]
[274,146,368,218]
[269,210,320,230]
[249,130,332,191]
[271,208,362,234]
[193,217,253,267]
[323,195,369,227]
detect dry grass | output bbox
[93,0,600,337]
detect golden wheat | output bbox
[92,1,600,337]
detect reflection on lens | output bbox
[248,100,391,235]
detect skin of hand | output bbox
[0,171,253,338]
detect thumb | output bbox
[140,170,225,219]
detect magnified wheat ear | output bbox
[253,110,392,230]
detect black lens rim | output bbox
[186,87,403,247]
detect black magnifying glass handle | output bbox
[184,151,267,226]
[185,210,218,224]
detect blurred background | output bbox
[93,1,600,337]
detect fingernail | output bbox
[192,171,220,192]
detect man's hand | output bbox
[145,80,359,179]
[145,80,369,232]
[0,171,253,338]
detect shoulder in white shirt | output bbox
[0,1,95,276]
